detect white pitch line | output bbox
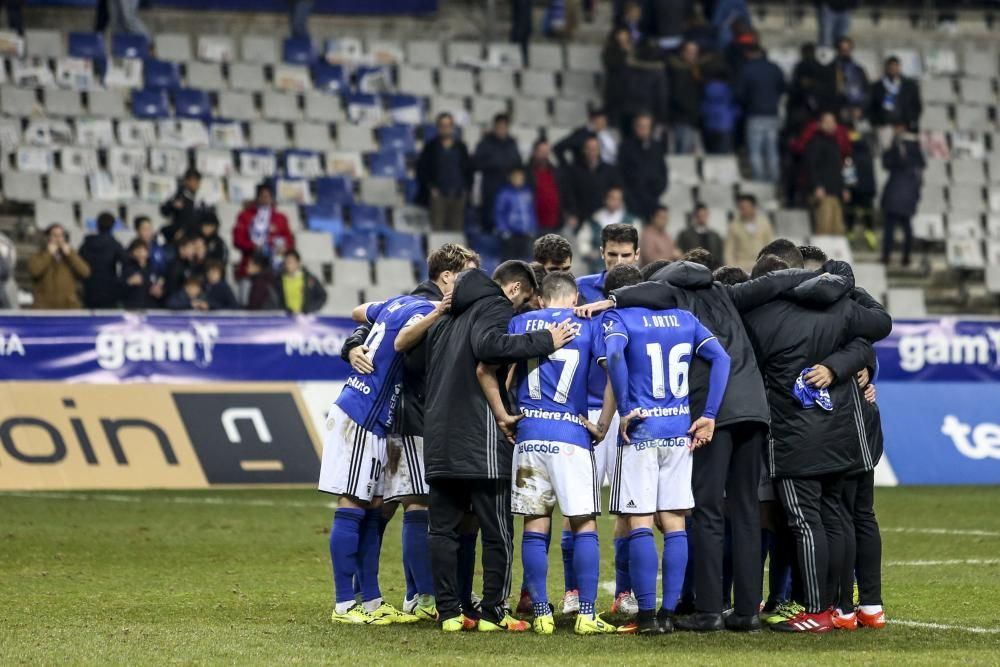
[886,559,1000,567]
[892,620,1000,635]
[0,491,336,509]
[883,527,1000,538]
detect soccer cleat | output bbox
[414,595,439,621]
[562,589,580,615]
[368,602,419,624]
[441,614,478,632]
[330,604,391,626]
[831,610,858,631]
[611,591,639,616]
[764,600,804,625]
[575,614,617,635]
[516,589,532,615]
[857,608,886,629]
[724,612,762,632]
[469,591,483,613]
[674,611,723,632]
[478,614,530,632]
[532,613,555,635]
[770,609,836,633]
[402,595,418,615]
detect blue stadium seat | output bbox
[367,150,406,179]
[350,204,389,233]
[401,176,419,203]
[112,33,149,58]
[384,231,424,262]
[174,88,212,120]
[344,92,380,118]
[468,231,501,259]
[68,32,106,60]
[143,58,182,91]
[311,62,348,93]
[315,176,354,207]
[132,89,170,119]
[305,203,346,244]
[282,37,315,64]
[338,230,379,260]
[375,124,416,155]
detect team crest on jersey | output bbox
[602,320,615,334]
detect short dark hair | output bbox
[736,193,757,207]
[248,251,270,269]
[127,239,148,253]
[751,254,789,279]
[178,234,198,247]
[683,247,715,269]
[183,168,201,181]
[96,212,116,233]
[601,223,639,251]
[541,271,578,301]
[640,259,671,281]
[493,113,510,126]
[133,215,151,231]
[284,249,301,262]
[492,259,539,294]
[533,234,573,266]
[757,238,804,268]
[200,210,220,227]
[694,202,708,214]
[603,264,642,296]
[204,258,225,274]
[436,112,453,124]
[797,245,828,265]
[653,205,668,215]
[713,265,749,285]
[428,243,480,280]
[529,262,547,289]
[588,107,607,119]
[184,274,204,288]
[256,182,273,198]
[885,55,900,67]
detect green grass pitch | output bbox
[2,486,999,665]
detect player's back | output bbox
[510,308,599,448]
[335,295,433,436]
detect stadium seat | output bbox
[344,92,383,124]
[952,157,986,185]
[217,91,257,121]
[249,121,288,149]
[959,77,996,105]
[304,90,345,122]
[887,287,927,317]
[472,96,509,125]
[44,88,83,117]
[87,89,126,117]
[520,70,557,98]
[112,33,149,59]
[350,203,389,232]
[553,98,587,127]
[947,238,986,269]
[263,91,302,121]
[697,183,734,207]
[439,67,476,97]
[242,35,278,64]
[375,258,417,289]
[566,44,602,73]
[512,97,549,125]
[367,150,406,179]
[702,156,741,184]
[2,172,43,202]
[311,62,348,93]
[25,29,64,58]
[667,155,700,186]
[948,213,983,239]
[338,231,379,260]
[384,231,424,262]
[360,176,399,206]
[397,65,434,95]
[986,265,1000,295]
[197,35,234,63]
[528,43,564,71]
[297,229,337,264]
[155,33,193,61]
[1,86,39,116]
[446,41,481,66]
[365,283,408,302]
[228,62,267,91]
[132,89,169,119]
[68,32,105,60]
[561,70,598,99]
[174,88,212,120]
[316,176,354,206]
[332,257,373,289]
[809,234,853,263]
[35,199,75,229]
[912,212,946,240]
[48,172,88,201]
[185,61,225,90]
[480,70,517,98]
[375,124,415,155]
[775,209,812,239]
[282,37,315,64]
[963,46,998,79]
[406,41,442,68]
[143,58,181,91]
[293,121,333,151]
[393,205,431,234]
[337,124,376,152]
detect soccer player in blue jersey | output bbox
[601,264,732,634]
[482,271,617,635]
[320,293,448,625]
[576,223,642,617]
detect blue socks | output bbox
[458,531,477,610]
[522,531,550,616]
[614,536,631,597]
[357,509,383,604]
[661,530,688,613]
[561,529,577,592]
[574,531,599,617]
[628,528,657,612]
[402,510,434,597]
[331,508,364,605]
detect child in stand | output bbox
[494,167,538,261]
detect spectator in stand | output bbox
[109,0,150,40]
[639,205,678,266]
[474,114,523,232]
[166,275,208,311]
[245,252,280,310]
[494,167,537,261]
[804,111,850,235]
[701,72,739,154]
[667,40,705,154]
[28,224,90,309]
[725,194,775,273]
[723,18,757,75]
[817,0,856,48]
[791,110,852,204]
[532,233,574,272]
[846,124,879,249]
[510,0,532,63]
[621,39,670,135]
[736,44,785,183]
[561,135,622,231]
[786,43,836,136]
[134,215,167,278]
[554,108,617,167]
[880,123,925,268]
[676,203,724,262]
[526,139,562,233]
[0,230,15,308]
[617,0,644,44]
[160,168,205,244]
[289,0,313,39]
[830,37,869,118]
[203,259,239,310]
[869,56,923,134]
[580,187,639,269]
[233,183,295,278]
[78,212,127,309]
[618,112,668,221]
[710,0,751,50]
[199,211,228,267]
[120,240,162,310]
[646,0,690,48]
[164,235,202,297]
[277,249,327,314]
[602,28,633,131]
[1,0,23,36]
[416,112,472,232]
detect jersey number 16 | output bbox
[646,342,691,399]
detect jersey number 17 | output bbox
[527,349,580,404]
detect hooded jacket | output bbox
[742,277,892,478]
[78,232,127,308]
[611,261,827,430]
[423,269,554,480]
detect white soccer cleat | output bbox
[561,589,580,615]
[612,591,639,616]
[402,595,418,615]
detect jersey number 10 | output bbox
[646,342,691,399]
[527,349,580,404]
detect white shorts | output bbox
[610,438,694,514]
[384,434,427,501]
[588,408,620,487]
[511,440,600,518]
[318,404,386,502]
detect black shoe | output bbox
[635,610,668,635]
[673,599,697,616]
[675,611,725,632]
[655,609,675,633]
[725,613,762,632]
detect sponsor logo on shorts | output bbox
[345,376,372,395]
[625,500,637,509]
[517,442,561,455]
[632,437,690,451]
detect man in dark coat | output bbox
[617,112,668,220]
[78,211,127,308]
[667,40,704,154]
[880,124,925,266]
[869,56,923,132]
[160,168,206,243]
[473,114,523,232]
[805,112,848,234]
[416,113,472,232]
[561,136,622,230]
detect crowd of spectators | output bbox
[26,172,324,313]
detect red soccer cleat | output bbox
[831,610,858,631]
[857,608,886,629]
[770,608,836,633]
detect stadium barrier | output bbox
[0,314,998,489]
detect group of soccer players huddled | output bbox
[320,221,890,636]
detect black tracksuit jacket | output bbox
[423,269,554,481]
